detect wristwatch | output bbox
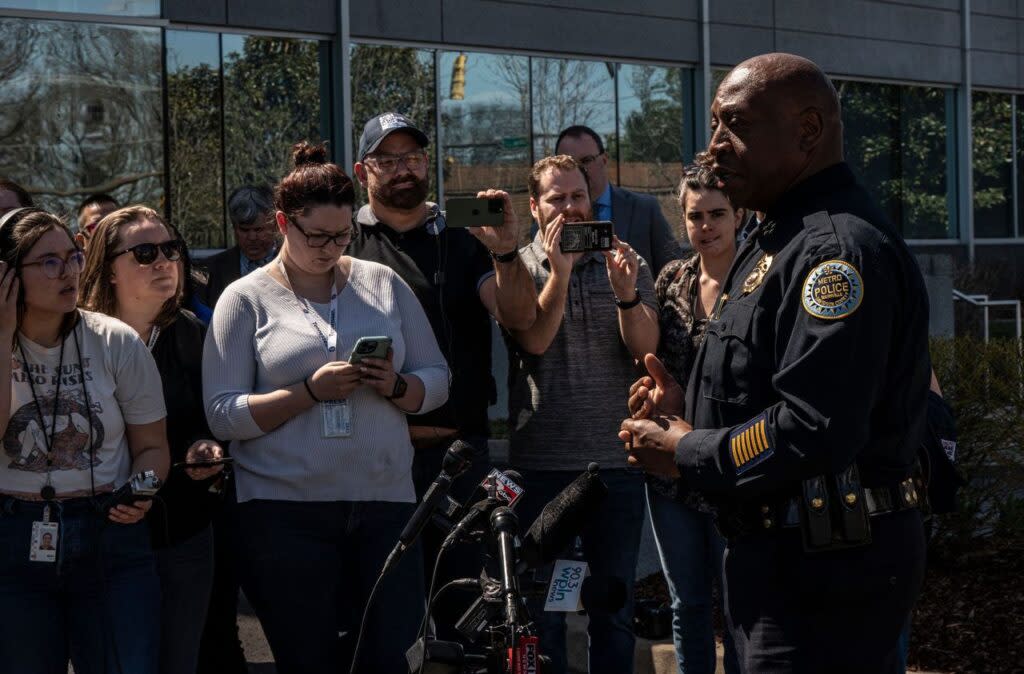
[490,248,518,263]
[388,374,408,400]
[615,288,642,310]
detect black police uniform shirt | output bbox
[348,204,495,437]
[676,162,931,498]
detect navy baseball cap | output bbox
[357,112,430,161]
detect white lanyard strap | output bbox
[146,325,161,351]
[276,259,339,359]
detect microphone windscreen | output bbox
[520,468,607,569]
[442,439,474,475]
[580,575,626,614]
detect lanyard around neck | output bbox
[276,258,340,359]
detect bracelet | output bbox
[303,377,321,403]
[490,248,518,264]
[615,288,642,310]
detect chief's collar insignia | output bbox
[741,253,773,296]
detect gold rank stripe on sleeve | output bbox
[729,414,774,475]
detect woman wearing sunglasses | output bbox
[203,141,449,674]
[0,207,169,674]
[79,205,225,674]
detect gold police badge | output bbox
[801,259,863,320]
[741,253,773,295]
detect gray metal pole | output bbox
[337,0,353,172]
[698,0,711,148]
[960,0,974,265]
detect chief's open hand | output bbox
[628,353,683,419]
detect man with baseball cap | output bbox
[348,113,538,640]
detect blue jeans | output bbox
[515,469,646,674]
[155,525,214,674]
[230,498,425,674]
[0,496,161,674]
[647,486,739,674]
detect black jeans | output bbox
[724,508,926,674]
[230,498,425,674]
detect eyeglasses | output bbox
[21,250,86,279]
[113,240,184,265]
[289,219,352,249]
[364,150,427,174]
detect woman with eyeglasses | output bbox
[0,207,169,674]
[203,141,448,674]
[79,205,225,674]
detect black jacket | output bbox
[676,163,931,500]
[200,246,241,309]
[147,309,221,547]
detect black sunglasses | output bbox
[113,240,184,265]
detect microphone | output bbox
[490,506,521,626]
[519,463,607,572]
[382,440,473,575]
[442,469,525,549]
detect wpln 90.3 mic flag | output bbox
[382,439,473,575]
[518,462,608,572]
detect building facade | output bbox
[1,1,1021,328]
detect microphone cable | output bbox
[348,568,387,674]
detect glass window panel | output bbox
[440,51,531,224]
[618,64,686,237]
[350,43,436,199]
[531,57,617,184]
[972,91,1013,238]
[166,30,223,249]
[0,0,158,16]
[837,80,954,239]
[0,18,163,217]
[222,35,324,203]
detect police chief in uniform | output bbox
[620,53,929,673]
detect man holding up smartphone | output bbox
[348,112,538,635]
[503,154,659,674]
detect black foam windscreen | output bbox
[441,439,473,476]
[519,464,608,569]
[580,575,627,614]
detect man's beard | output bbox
[371,174,429,210]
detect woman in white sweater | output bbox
[203,142,448,674]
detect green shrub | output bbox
[929,337,1024,555]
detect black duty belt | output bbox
[721,476,922,537]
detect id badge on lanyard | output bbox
[278,260,352,438]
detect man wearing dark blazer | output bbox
[556,125,682,276]
[202,185,279,308]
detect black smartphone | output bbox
[445,197,505,228]
[349,336,392,364]
[173,457,235,469]
[560,221,614,253]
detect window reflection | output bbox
[222,35,325,195]
[440,51,531,229]
[350,44,436,199]
[0,18,163,217]
[167,30,223,248]
[530,57,617,185]
[618,64,686,236]
[972,91,1013,238]
[0,0,158,16]
[838,80,954,239]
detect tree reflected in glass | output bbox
[0,18,163,217]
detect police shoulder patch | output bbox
[729,413,773,475]
[801,259,863,320]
